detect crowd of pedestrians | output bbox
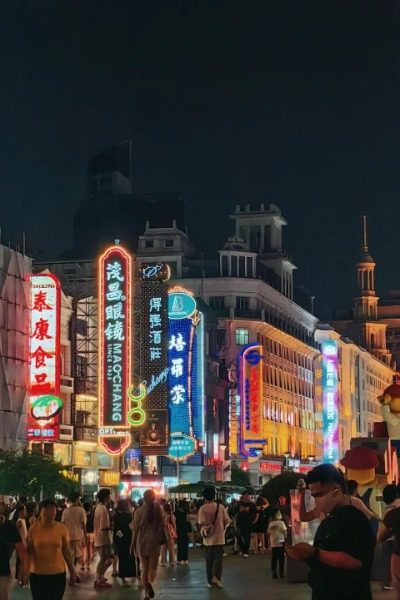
[4,464,400,599]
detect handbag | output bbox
[201,502,220,539]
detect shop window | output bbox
[235,328,249,345]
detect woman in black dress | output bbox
[174,500,190,564]
[113,499,136,585]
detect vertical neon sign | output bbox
[98,245,131,455]
[28,274,61,441]
[238,343,265,457]
[322,340,339,464]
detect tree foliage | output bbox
[0,449,78,499]
[230,462,251,488]
[261,471,303,506]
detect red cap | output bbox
[340,446,379,470]
[382,383,400,398]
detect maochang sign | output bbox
[98,245,132,455]
[238,343,265,457]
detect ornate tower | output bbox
[352,216,391,365]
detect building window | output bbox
[165,239,174,248]
[236,296,249,311]
[246,257,253,278]
[76,318,87,337]
[231,255,238,277]
[221,255,229,276]
[239,256,245,277]
[235,328,249,345]
[76,355,88,379]
[145,240,153,248]
[210,296,225,310]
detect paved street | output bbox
[3,549,397,600]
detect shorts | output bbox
[97,545,113,561]
[70,539,83,560]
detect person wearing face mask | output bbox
[287,464,375,600]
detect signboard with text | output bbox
[140,264,170,455]
[28,274,61,441]
[238,343,265,457]
[98,245,132,455]
[322,339,339,464]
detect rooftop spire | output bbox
[363,215,368,253]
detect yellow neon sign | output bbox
[127,384,146,427]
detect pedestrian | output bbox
[377,484,400,592]
[267,510,287,578]
[61,492,87,577]
[82,501,94,570]
[175,500,190,564]
[93,488,113,589]
[161,502,176,566]
[287,464,375,600]
[235,502,253,557]
[378,491,400,599]
[14,505,29,586]
[132,489,165,600]
[0,511,20,600]
[198,486,230,589]
[27,499,76,600]
[113,499,137,586]
[252,497,268,553]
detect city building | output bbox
[0,245,31,449]
[136,203,321,485]
[332,217,393,367]
[315,326,393,459]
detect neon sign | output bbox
[98,245,131,455]
[238,343,265,457]
[167,288,204,460]
[140,265,169,455]
[127,384,146,427]
[322,340,339,464]
[28,274,61,442]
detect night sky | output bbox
[1,1,400,316]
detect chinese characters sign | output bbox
[167,289,204,460]
[140,264,169,455]
[238,343,265,457]
[98,245,131,455]
[28,274,61,441]
[322,340,339,464]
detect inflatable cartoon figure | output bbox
[378,377,400,441]
[340,446,383,515]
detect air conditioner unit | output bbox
[59,425,74,441]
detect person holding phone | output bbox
[287,464,375,600]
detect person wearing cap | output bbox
[340,446,383,516]
[287,463,375,600]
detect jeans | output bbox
[204,545,223,584]
[29,573,66,600]
[271,547,285,576]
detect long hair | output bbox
[142,489,159,526]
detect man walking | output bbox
[287,463,375,600]
[62,492,87,580]
[378,495,400,599]
[93,489,113,589]
[198,487,230,589]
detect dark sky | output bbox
[1,0,400,316]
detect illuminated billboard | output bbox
[139,263,170,455]
[238,343,265,457]
[322,339,339,464]
[167,288,204,461]
[28,274,62,442]
[98,245,132,455]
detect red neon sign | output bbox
[239,343,264,456]
[28,274,61,441]
[98,245,132,455]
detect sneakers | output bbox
[243,554,249,558]
[212,577,223,589]
[207,583,213,588]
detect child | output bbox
[267,510,287,578]
[235,502,253,557]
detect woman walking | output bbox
[161,503,176,566]
[27,499,76,600]
[113,499,137,585]
[15,505,29,585]
[175,500,190,564]
[82,502,94,570]
[132,489,165,600]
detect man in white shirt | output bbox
[93,488,113,589]
[62,492,87,578]
[198,487,230,589]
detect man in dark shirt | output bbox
[379,504,400,598]
[287,464,375,600]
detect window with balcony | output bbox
[236,296,249,311]
[210,296,225,310]
[235,328,249,345]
